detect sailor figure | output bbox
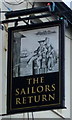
[44,37,57,71]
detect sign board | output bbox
[7,20,65,114]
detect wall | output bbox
[0,1,71,119]
[70,1,72,10]
[0,1,2,120]
[70,26,72,120]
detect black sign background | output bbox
[7,20,65,114]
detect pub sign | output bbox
[7,20,65,114]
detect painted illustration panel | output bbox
[13,26,59,77]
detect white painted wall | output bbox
[70,28,72,119]
[0,1,2,120]
[0,1,71,119]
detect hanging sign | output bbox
[7,20,65,114]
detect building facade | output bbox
[0,1,72,119]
